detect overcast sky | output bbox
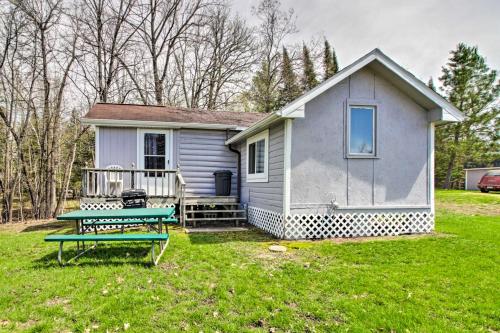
[232,0,500,86]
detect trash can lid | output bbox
[213,170,233,175]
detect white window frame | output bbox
[246,129,269,183]
[347,104,377,158]
[136,128,174,196]
[137,128,173,170]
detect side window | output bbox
[348,106,376,157]
[247,130,269,182]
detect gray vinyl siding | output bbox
[240,122,284,213]
[177,129,237,196]
[98,127,238,196]
[98,127,137,169]
[290,67,429,214]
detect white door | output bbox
[137,129,172,196]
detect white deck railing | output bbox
[82,168,181,198]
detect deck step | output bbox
[185,217,247,222]
[184,202,240,207]
[185,209,246,214]
[184,196,239,204]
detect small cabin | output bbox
[82,49,464,239]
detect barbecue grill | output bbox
[121,189,148,208]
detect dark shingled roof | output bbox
[84,103,267,128]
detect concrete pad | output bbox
[268,245,287,252]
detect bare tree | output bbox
[75,0,141,103]
[133,0,205,105]
[0,0,82,219]
[0,0,300,223]
[174,3,255,109]
[0,4,26,222]
[204,4,255,109]
[249,0,296,112]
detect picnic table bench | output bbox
[46,207,176,266]
[45,233,170,266]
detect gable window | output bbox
[247,129,269,182]
[348,105,376,157]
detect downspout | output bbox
[226,130,241,199]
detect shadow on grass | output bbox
[34,242,159,268]
[187,227,276,244]
[21,220,75,233]
[24,222,148,236]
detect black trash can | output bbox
[213,170,233,196]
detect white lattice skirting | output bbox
[247,207,284,238]
[80,200,176,232]
[247,206,434,240]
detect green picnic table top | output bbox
[56,207,175,221]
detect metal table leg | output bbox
[82,220,86,251]
[75,220,80,253]
[151,238,169,266]
[94,223,98,247]
[158,217,163,250]
[58,242,64,265]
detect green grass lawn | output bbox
[436,189,500,206]
[0,191,498,332]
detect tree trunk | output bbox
[443,124,461,189]
[54,130,79,216]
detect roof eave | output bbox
[428,108,465,123]
[82,117,245,130]
[372,49,464,121]
[225,113,282,145]
[277,48,464,121]
[278,51,378,117]
[225,105,307,145]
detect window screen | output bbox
[248,139,266,174]
[144,133,166,176]
[349,106,374,155]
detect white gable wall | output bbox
[289,68,430,214]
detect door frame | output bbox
[136,128,174,170]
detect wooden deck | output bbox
[80,169,246,227]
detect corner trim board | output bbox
[95,127,100,168]
[283,119,292,215]
[428,123,435,213]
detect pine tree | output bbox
[278,47,301,107]
[436,43,500,189]
[331,46,339,75]
[250,61,280,113]
[301,44,318,91]
[323,40,339,80]
[249,0,297,113]
[428,77,436,91]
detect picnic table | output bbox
[45,207,177,266]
